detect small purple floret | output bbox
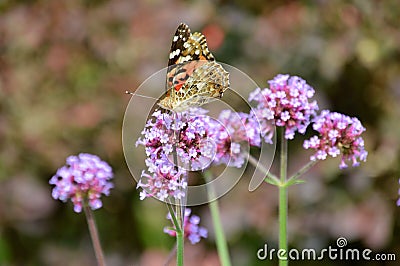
[164,208,208,244]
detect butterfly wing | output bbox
[160,61,229,112]
[160,23,228,112]
[167,23,193,67]
[168,23,215,67]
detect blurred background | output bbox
[1,0,400,265]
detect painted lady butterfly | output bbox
[158,23,229,112]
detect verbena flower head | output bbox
[249,74,318,139]
[303,110,368,169]
[49,153,113,213]
[136,108,215,201]
[397,179,400,206]
[210,109,272,168]
[164,208,208,244]
[136,163,187,201]
[136,109,215,171]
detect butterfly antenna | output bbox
[125,90,159,101]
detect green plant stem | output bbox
[164,205,182,265]
[169,194,184,266]
[83,204,106,266]
[166,204,180,232]
[291,160,317,179]
[176,228,184,266]
[286,160,318,185]
[172,113,185,266]
[204,171,232,266]
[279,131,288,266]
[175,200,184,266]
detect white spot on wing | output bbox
[181,55,191,61]
[169,49,181,59]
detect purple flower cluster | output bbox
[303,110,368,169]
[397,180,400,206]
[137,165,187,201]
[136,109,215,201]
[210,109,272,168]
[164,208,208,244]
[49,153,113,213]
[249,74,318,139]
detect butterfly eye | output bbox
[215,83,221,89]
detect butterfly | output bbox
[158,23,229,112]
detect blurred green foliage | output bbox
[0,0,400,265]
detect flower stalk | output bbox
[174,200,184,266]
[176,224,184,266]
[204,171,232,266]
[286,160,318,186]
[173,114,185,266]
[279,129,288,266]
[84,203,106,266]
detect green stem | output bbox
[170,113,184,266]
[174,177,184,266]
[175,198,184,260]
[204,171,232,266]
[279,130,288,266]
[166,204,180,232]
[83,204,106,266]
[176,228,184,266]
[164,204,183,266]
[286,160,318,185]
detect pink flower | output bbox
[303,110,368,169]
[136,108,215,201]
[136,163,187,201]
[397,179,400,206]
[50,153,113,213]
[249,74,318,139]
[210,109,272,168]
[136,109,215,172]
[164,208,208,244]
